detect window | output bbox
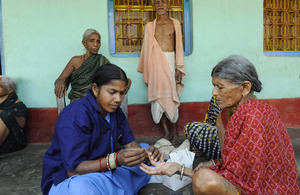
[264,0,300,56]
[108,0,192,57]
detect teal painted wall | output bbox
[1,0,300,108]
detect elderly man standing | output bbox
[138,0,185,145]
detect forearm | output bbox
[216,114,225,151]
[124,140,141,149]
[67,159,100,177]
[183,166,193,178]
[15,117,26,128]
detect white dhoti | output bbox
[151,52,179,124]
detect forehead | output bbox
[212,76,235,86]
[88,33,100,39]
[102,80,127,89]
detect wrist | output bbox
[55,78,65,84]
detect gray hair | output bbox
[82,29,100,43]
[0,75,17,91]
[211,55,262,93]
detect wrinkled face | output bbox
[92,80,127,116]
[212,76,244,110]
[83,33,101,55]
[154,0,169,16]
[0,78,11,98]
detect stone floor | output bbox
[0,128,299,195]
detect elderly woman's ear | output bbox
[241,81,252,97]
[124,78,132,95]
[8,88,15,95]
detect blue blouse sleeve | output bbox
[56,109,93,171]
[116,108,135,146]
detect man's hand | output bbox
[54,78,67,98]
[175,69,182,84]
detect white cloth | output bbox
[151,52,179,124]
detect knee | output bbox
[192,168,218,194]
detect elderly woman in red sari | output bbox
[140,55,300,194]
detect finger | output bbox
[160,150,165,163]
[147,151,160,166]
[150,148,159,161]
[140,164,158,175]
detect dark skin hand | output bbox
[67,140,161,177]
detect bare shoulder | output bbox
[68,55,84,70]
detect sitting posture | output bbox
[0,75,27,154]
[140,55,300,194]
[42,64,160,195]
[54,28,110,102]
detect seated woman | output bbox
[54,28,110,102]
[184,95,256,160]
[0,75,28,154]
[140,55,300,194]
[42,64,160,195]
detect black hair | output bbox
[92,64,128,89]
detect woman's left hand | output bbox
[147,146,161,162]
[140,151,180,177]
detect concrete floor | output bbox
[0,128,299,195]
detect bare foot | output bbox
[163,133,172,140]
[171,135,181,146]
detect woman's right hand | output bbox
[54,78,67,98]
[117,148,148,167]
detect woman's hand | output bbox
[146,145,161,162]
[54,78,67,98]
[117,147,148,167]
[195,160,214,170]
[140,151,181,177]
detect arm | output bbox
[216,114,225,152]
[140,151,194,178]
[54,56,81,98]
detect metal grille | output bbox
[114,0,184,53]
[264,0,300,51]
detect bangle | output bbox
[115,151,120,167]
[106,154,111,170]
[99,157,105,172]
[180,164,185,180]
[211,159,216,166]
[109,153,117,169]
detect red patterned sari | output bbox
[211,99,300,195]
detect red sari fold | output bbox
[211,99,300,195]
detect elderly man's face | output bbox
[154,0,169,16]
[211,76,244,111]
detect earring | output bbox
[94,92,97,97]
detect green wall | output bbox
[2,0,300,108]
